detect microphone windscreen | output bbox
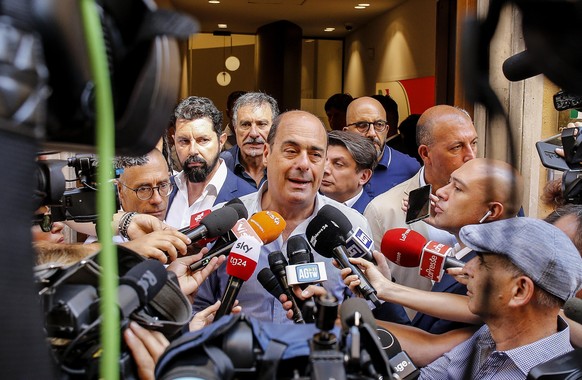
[305,212,345,256]
[268,251,288,273]
[564,297,582,326]
[381,228,426,267]
[287,235,312,265]
[248,211,286,243]
[502,50,541,82]
[226,235,261,281]
[225,200,248,219]
[257,267,284,299]
[119,259,168,305]
[199,206,239,238]
[316,204,353,234]
[339,297,378,331]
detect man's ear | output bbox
[418,145,430,165]
[487,202,504,221]
[358,168,373,186]
[508,276,535,308]
[263,143,270,167]
[218,132,227,151]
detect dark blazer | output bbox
[167,169,256,211]
[352,191,373,214]
[373,251,477,334]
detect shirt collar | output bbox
[343,188,364,208]
[174,158,228,198]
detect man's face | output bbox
[423,117,478,189]
[320,145,368,203]
[345,99,388,158]
[234,103,273,159]
[117,152,171,220]
[326,107,347,131]
[264,112,327,209]
[174,118,224,183]
[464,253,516,318]
[432,161,490,235]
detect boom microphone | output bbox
[268,251,305,324]
[502,50,541,82]
[181,206,239,243]
[306,207,381,307]
[118,259,168,318]
[214,235,262,320]
[188,211,286,271]
[381,228,465,282]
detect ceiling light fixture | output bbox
[225,35,240,71]
[324,28,335,32]
[358,3,370,6]
[218,24,227,29]
[209,0,220,4]
[355,5,366,9]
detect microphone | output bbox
[315,205,375,262]
[257,267,285,300]
[306,207,381,307]
[502,50,541,82]
[375,326,420,379]
[381,228,465,282]
[181,206,239,244]
[564,297,582,326]
[214,235,262,320]
[286,235,327,287]
[118,259,168,318]
[268,251,305,324]
[188,210,286,271]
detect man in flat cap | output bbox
[419,217,582,379]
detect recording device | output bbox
[527,349,582,380]
[188,210,286,272]
[286,236,328,287]
[381,228,465,282]
[215,235,262,320]
[405,184,432,224]
[257,267,285,300]
[34,154,119,223]
[38,250,191,379]
[268,251,305,324]
[306,206,381,307]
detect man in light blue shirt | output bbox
[193,110,372,323]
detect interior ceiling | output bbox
[163,0,406,38]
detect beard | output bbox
[183,153,219,183]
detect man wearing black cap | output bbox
[419,217,582,379]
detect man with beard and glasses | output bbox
[220,92,279,189]
[165,96,256,229]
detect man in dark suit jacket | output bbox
[319,130,377,214]
[346,158,524,334]
[164,96,255,229]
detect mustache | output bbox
[184,155,207,166]
[243,137,266,145]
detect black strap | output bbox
[258,339,288,380]
[204,345,235,379]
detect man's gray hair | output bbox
[232,92,279,126]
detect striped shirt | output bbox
[420,317,572,380]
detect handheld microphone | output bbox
[257,267,284,300]
[375,326,420,380]
[188,210,286,272]
[286,235,327,287]
[306,206,381,307]
[178,209,214,248]
[268,251,305,324]
[181,206,239,244]
[118,259,168,318]
[502,50,541,82]
[381,228,465,282]
[314,205,375,262]
[214,235,262,320]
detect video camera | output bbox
[155,295,401,380]
[34,153,119,223]
[36,248,193,380]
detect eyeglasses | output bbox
[347,120,388,134]
[33,213,53,232]
[119,181,173,200]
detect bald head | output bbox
[345,97,388,158]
